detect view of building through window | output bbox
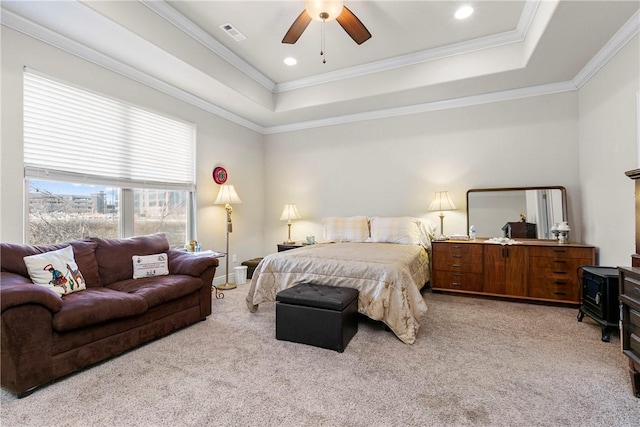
[28,180,187,247]
[133,188,188,247]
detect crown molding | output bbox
[573,9,640,88]
[0,8,265,134]
[275,29,524,93]
[263,81,578,134]
[140,0,276,92]
[2,2,635,137]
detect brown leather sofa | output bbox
[1,233,219,397]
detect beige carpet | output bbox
[1,287,639,426]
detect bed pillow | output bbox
[369,216,432,247]
[322,216,370,242]
[23,245,87,296]
[132,253,169,279]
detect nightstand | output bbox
[277,243,304,252]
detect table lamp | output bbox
[280,204,301,244]
[429,191,457,241]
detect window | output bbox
[24,70,196,247]
[28,180,120,244]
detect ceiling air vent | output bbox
[220,23,246,42]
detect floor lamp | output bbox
[214,184,242,290]
[429,191,457,241]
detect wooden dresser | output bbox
[618,267,640,397]
[432,240,596,305]
[622,169,640,397]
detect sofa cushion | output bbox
[52,288,148,332]
[1,240,100,287]
[106,275,203,309]
[23,246,87,296]
[92,234,170,285]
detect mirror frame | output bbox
[466,186,567,239]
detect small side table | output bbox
[277,242,304,252]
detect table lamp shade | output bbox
[280,204,301,221]
[428,191,457,212]
[214,185,242,205]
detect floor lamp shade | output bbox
[214,184,241,291]
[214,185,242,205]
[429,191,457,240]
[280,204,301,244]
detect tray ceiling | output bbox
[2,1,638,133]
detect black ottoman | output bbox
[276,283,358,352]
[241,258,263,279]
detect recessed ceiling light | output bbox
[455,5,474,20]
[284,57,297,66]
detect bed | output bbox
[245,216,432,344]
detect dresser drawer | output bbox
[630,309,640,334]
[629,310,640,360]
[528,256,581,301]
[527,246,593,259]
[528,279,579,301]
[432,244,483,274]
[622,275,640,307]
[434,243,483,257]
[529,256,586,272]
[433,271,483,292]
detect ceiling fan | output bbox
[282,0,372,45]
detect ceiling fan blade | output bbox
[282,10,312,44]
[336,6,372,45]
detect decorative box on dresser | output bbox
[431,240,596,305]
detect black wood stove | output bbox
[577,266,620,342]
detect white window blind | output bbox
[23,71,195,191]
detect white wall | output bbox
[2,26,637,272]
[0,27,265,283]
[263,92,582,252]
[578,35,639,266]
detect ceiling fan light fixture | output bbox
[455,5,474,20]
[305,0,344,22]
[284,57,298,66]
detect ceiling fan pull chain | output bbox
[320,18,326,64]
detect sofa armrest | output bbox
[167,250,220,277]
[1,272,62,313]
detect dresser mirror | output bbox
[467,186,567,239]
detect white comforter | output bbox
[245,242,430,344]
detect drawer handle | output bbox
[452,282,462,287]
[452,264,462,268]
[553,249,567,253]
[452,254,462,258]
[554,260,567,264]
[452,245,462,249]
[452,273,462,277]
[553,271,567,275]
[554,281,567,285]
[554,292,567,296]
